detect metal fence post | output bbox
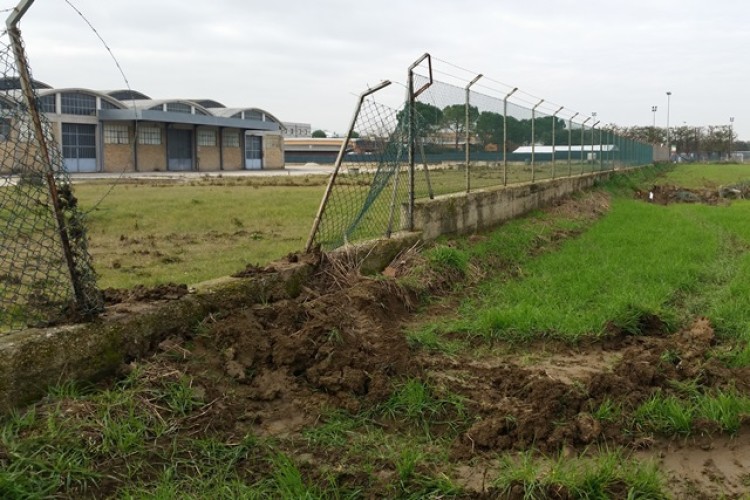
[551,106,563,179]
[6,0,93,314]
[406,53,432,231]
[591,120,601,172]
[580,117,591,175]
[531,99,544,182]
[503,87,517,186]
[465,74,482,193]
[568,112,578,177]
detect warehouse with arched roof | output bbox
[0,79,285,173]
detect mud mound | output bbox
[130,255,419,437]
[442,317,750,456]
[634,183,750,205]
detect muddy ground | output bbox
[33,191,750,497]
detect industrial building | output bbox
[0,78,285,173]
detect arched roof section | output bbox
[106,89,151,101]
[193,99,225,109]
[123,99,213,116]
[38,88,127,110]
[211,107,282,125]
[0,77,52,90]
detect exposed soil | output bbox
[635,182,750,205]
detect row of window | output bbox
[36,93,278,127]
[103,124,240,147]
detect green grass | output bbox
[75,182,325,288]
[655,163,750,188]
[452,199,721,342]
[378,378,467,433]
[633,390,750,435]
[493,449,666,499]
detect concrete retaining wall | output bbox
[406,171,611,240]
[0,261,314,413]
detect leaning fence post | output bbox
[305,80,391,253]
[7,0,92,314]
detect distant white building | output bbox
[283,122,311,138]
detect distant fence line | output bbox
[306,53,653,252]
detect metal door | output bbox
[62,123,97,172]
[245,135,263,170]
[167,128,193,171]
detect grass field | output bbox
[75,179,326,288]
[74,163,608,289]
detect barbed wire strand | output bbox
[62,0,139,214]
[431,55,589,122]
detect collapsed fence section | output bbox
[0,10,101,331]
[308,54,654,252]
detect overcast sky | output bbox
[7,0,749,138]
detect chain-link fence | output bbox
[0,18,101,331]
[308,54,653,252]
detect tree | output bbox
[476,111,504,147]
[312,129,327,138]
[442,104,479,150]
[395,102,444,143]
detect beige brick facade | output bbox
[221,144,243,170]
[263,133,284,169]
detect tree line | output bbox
[609,125,745,157]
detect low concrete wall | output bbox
[406,171,611,240]
[0,261,314,413]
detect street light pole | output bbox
[531,98,544,182]
[503,87,518,186]
[729,117,735,160]
[551,105,564,179]
[464,73,482,193]
[651,105,657,143]
[666,91,672,160]
[567,111,579,177]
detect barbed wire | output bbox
[62,0,140,214]
[431,55,592,124]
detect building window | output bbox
[60,92,96,115]
[222,130,239,148]
[166,102,192,114]
[197,129,216,147]
[244,110,263,121]
[37,95,56,113]
[138,125,161,145]
[103,124,129,144]
[100,99,119,110]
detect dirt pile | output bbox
[127,253,420,437]
[436,317,750,457]
[635,183,750,205]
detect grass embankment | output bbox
[416,164,750,346]
[75,178,326,288]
